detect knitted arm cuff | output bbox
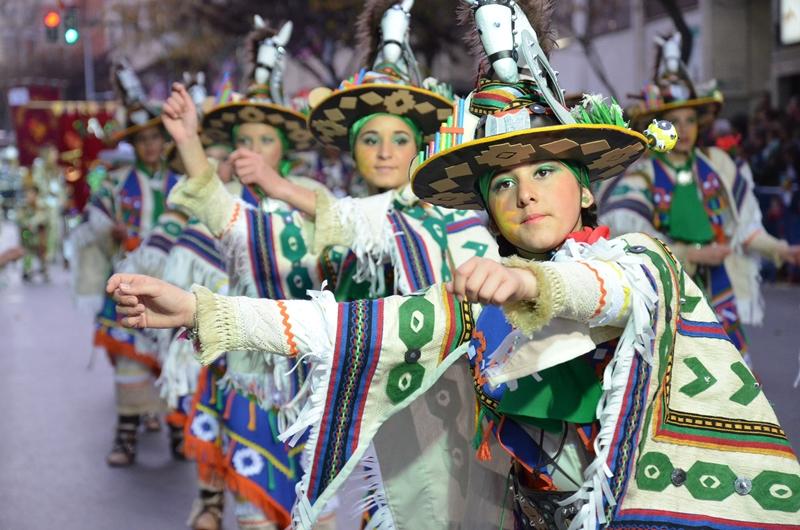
[745,229,789,265]
[501,256,566,335]
[193,284,240,366]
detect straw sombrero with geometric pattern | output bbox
[411,85,649,210]
[306,0,454,151]
[628,32,723,127]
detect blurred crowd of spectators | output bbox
[709,93,800,282]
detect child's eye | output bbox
[534,166,554,178]
[236,137,251,147]
[360,135,378,146]
[393,135,410,146]
[260,136,275,144]
[491,177,516,192]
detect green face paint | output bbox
[348,113,423,153]
[476,159,590,209]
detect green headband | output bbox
[231,124,293,177]
[348,113,423,153]
[476,161,591,209]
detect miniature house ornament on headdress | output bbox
[199,16,314,152]
[410,0,677,210]
[110,58,163,145]
[629,31,723,125]
[305,0,454,151]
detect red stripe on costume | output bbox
[618,508,800,528]
[95,330,161,376]
[578,262,607,318]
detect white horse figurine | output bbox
[251,16,292,104]
[655,32,683,79]
[113,58,147,105]
[374,0,421,85]
[182,71,207,110]
[463,0,574,124]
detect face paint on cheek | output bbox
[491,199,523,242]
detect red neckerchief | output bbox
[564,225,610,244]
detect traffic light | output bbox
[43,9,60,43]
[64,7,79,45]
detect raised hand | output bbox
[106,273,196,329]
[229,148,283,195]
[161,83,199,146]
[446,257,538,305]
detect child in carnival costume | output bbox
[17,185,51,282]
[233,1,511,526]
[110,1,800,529]
[597,31,800,361]
[162,17,343,530]
[68,58,182,467]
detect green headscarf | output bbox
[476,160,591,210]
[348,113,423,153]
[231,123,293,177]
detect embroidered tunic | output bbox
[598,147,790,353]
[188,232,800,530]
[70,163,180,372]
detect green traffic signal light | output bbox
[64,27,79,45]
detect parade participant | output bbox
[214,1,510,526]
[17,186,51,282]
[164,17,337,530]
[68,59,181,467]
[597,31,800,359]
[107,3,800,529]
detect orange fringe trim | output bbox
[95,330,161,376]
[224,468,291,529]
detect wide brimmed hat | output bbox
[199,100,315,151]
[110,110,163,145]
[412,122,647,210]
[306,74,454,151]
[628,32,723,126]
[411,82,649,210]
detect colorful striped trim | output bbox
[276,301,299,357]
[610,509,800,529]
[307,299,384,504]
[676,317,732,342]
[446,216,484,234]
[145,233,173,254]
[176,228,225,271]
[604,198,654,221]
[245,207,285,300]
[387,211,435,292]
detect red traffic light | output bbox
[44,10,61,28]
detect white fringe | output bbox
[349,443,396,530]
[271,286,340,530]
[156,333,201,408]
[549,237,658,530]
[335,192,409,297]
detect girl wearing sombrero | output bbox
[598,32,800,362]
[107,2,800,529]
[68,58,182,468]
[162,16,358,530]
